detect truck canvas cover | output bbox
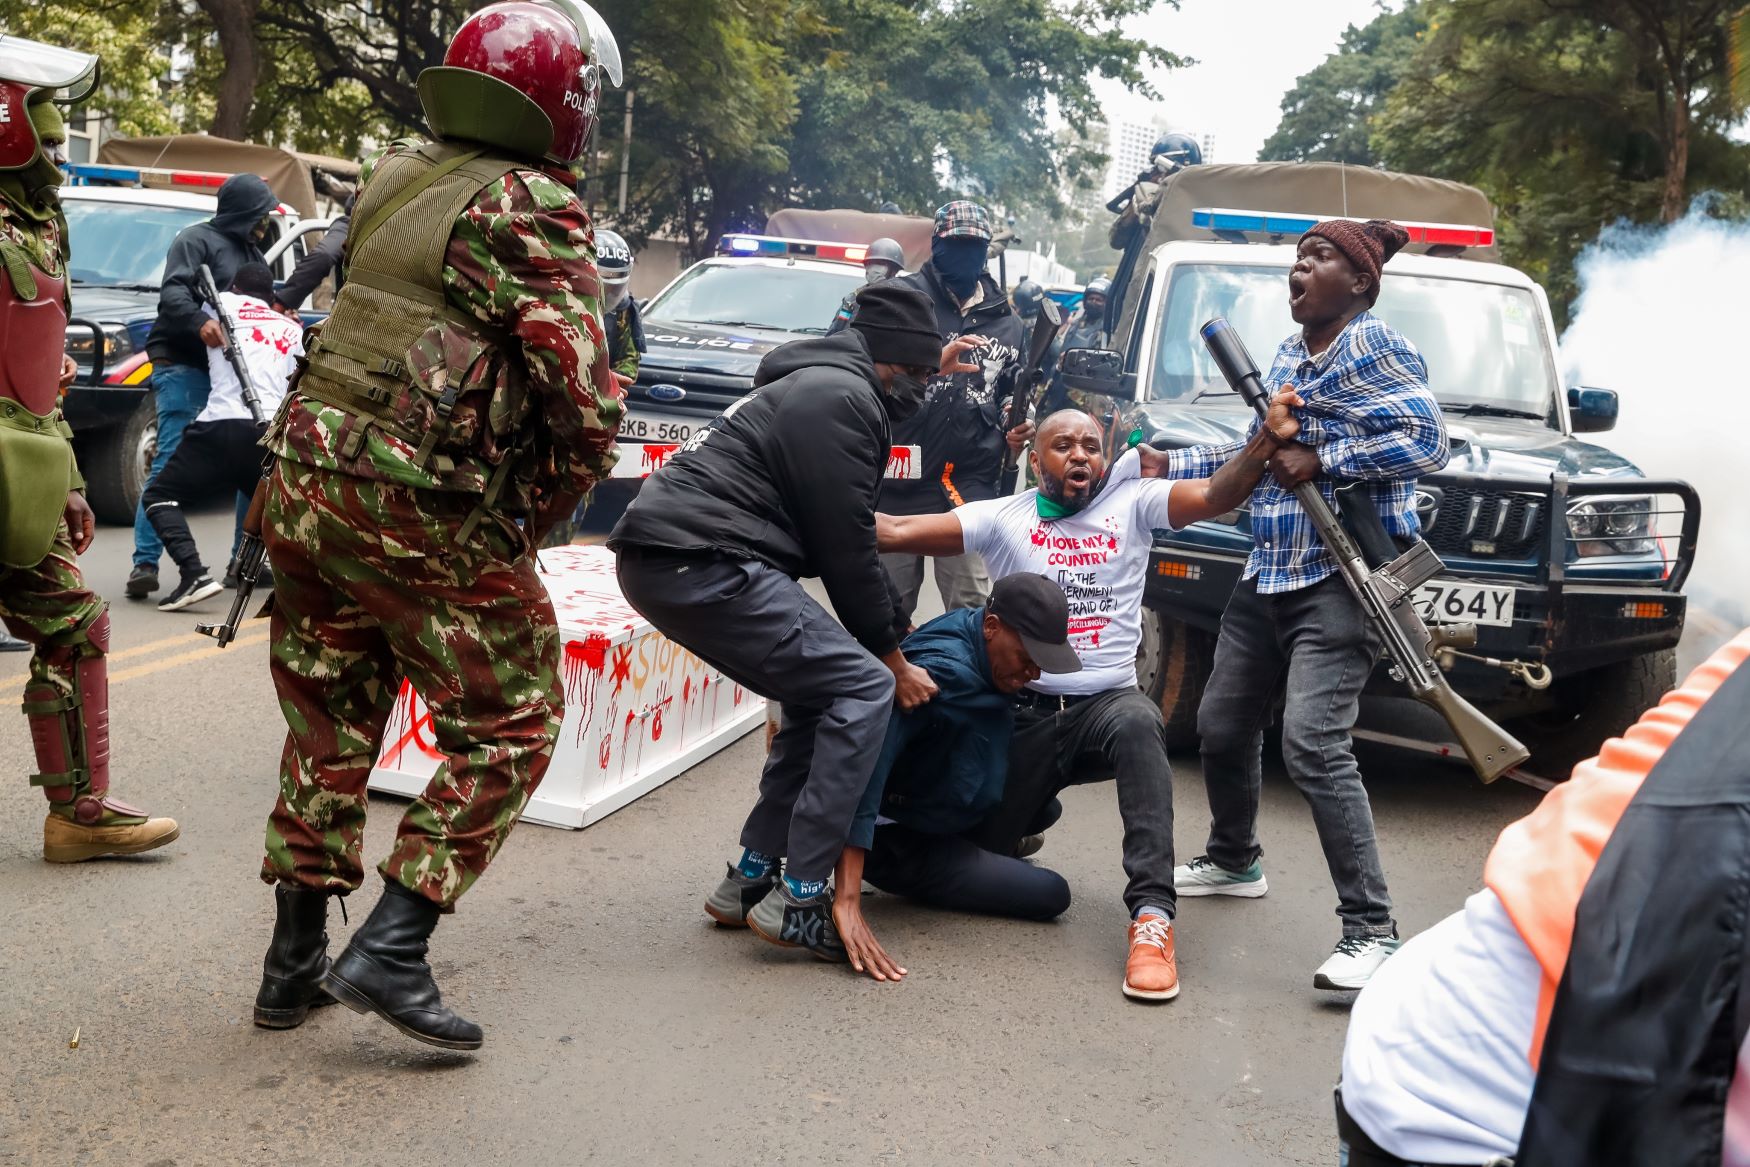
[763,207,936,271]
[96,134,360,218]
[1111,162,1497,347]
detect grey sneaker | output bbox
[747,883,847,963]
[704,863,779,928]
[1014,834,1045,859]
[1173,855,1269,898]
[1314,933,1401,991]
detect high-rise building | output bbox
[1104,121,1158,199]
[1201,133,1216,164]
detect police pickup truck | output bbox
[603,233,865,486]
[1077,163,1698,778]
[59,163,334,523]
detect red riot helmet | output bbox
[0,35,100,170]
[419,0,622,165]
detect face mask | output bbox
[252,215,272,242]
[884,371,927,421]
[931,237,988,299]
[864,263,891,285]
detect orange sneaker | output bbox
[1123,915,1180,1001]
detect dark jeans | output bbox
[863,817,1071,922]
[1198,574,1393,938]
[969,687,1177,917]
[616,549,893,884]
[142,419,266,579]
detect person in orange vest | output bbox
[1336,629,1750,1167]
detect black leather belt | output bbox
[1012,689,1097,713]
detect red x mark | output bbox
[610,644,632,692]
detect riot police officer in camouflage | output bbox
[250,0,624,1050]
[0,35,180,863]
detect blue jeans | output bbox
[132,364,249,570]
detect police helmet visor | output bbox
[538,0,622,87]
[0,37,100,104]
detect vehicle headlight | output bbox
[1566,496,1654,555]
[63,323,136,363]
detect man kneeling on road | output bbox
[613,282,959,982]
[877,403,1300,1000]
[851,572,1085,926]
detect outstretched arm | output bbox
[876,511,966,557]
[1163,389,1304,528]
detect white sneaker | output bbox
[1313,933,1401,991]
[1173,855,1268,898]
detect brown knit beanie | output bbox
[1304,218,1411,303]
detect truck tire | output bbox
[78,395,156,526]
[1139,606,1215,751]
[1518,649,1676,780]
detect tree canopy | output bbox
[3,0,1181,260]
[1260,0,1750,326]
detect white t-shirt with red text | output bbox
[953,449,1178,696]
[199,292,304,424]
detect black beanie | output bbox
[849,283,942,369]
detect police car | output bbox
[611,234,866,478]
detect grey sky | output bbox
[1092,0,1399,163]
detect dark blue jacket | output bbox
[848,606,1014,847]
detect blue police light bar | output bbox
[715,234,870,263]
[64,163,144,184]
[1191,207,1496,249]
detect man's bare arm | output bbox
[875,512,966,556]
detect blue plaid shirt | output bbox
[1166,312,1448,594]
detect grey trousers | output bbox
[880,550,990,627]
[615,549,894,883]
[1197,574,1394,938]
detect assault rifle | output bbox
[997,297,1065,496]
[1199,317,1530,782]
[194,263,271,647]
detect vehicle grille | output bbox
[1418,486,1547,559]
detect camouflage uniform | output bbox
[1,107,178,860]
[259,139,620,909]
[537,299,637,549]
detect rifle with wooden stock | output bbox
[1199,317,1529,782]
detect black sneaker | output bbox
[747,882,847,963]
[704,863,780,927]
[158,573,223,612]
[125,564,159,599]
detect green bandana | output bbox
[1036,492,1077,519]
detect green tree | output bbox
[1259,1,1428,164]
[1375,0,1749,324]
[783,0,1183,221]
[0,0,182,139]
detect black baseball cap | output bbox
[988,573,1082,675]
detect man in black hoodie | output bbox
[831,200,1031,626]
[612,282,945,981]
[126,173,278,600]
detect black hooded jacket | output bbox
[868,263,1027,516]
[608,329,903,657]
[146,173,277,368]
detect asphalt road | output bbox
[0,505,1722,1165]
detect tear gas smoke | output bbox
[1560,205,1748,631]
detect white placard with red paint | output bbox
[367,544,766,830]
[611,441,921,480]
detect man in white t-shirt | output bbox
[877,403,1299,1001]
[144,262,303,612]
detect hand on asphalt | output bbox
[832,897,906,982]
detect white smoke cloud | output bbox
[1560,205,1749,630]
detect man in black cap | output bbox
[612,281,954,981]
[844,572,1083,929]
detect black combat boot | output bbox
[254,885,337,1029]
[323,881,483,1051]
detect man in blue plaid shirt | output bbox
[1144,218,1448,992]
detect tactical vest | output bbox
[293,140,536,518]
[0,215,76,568]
